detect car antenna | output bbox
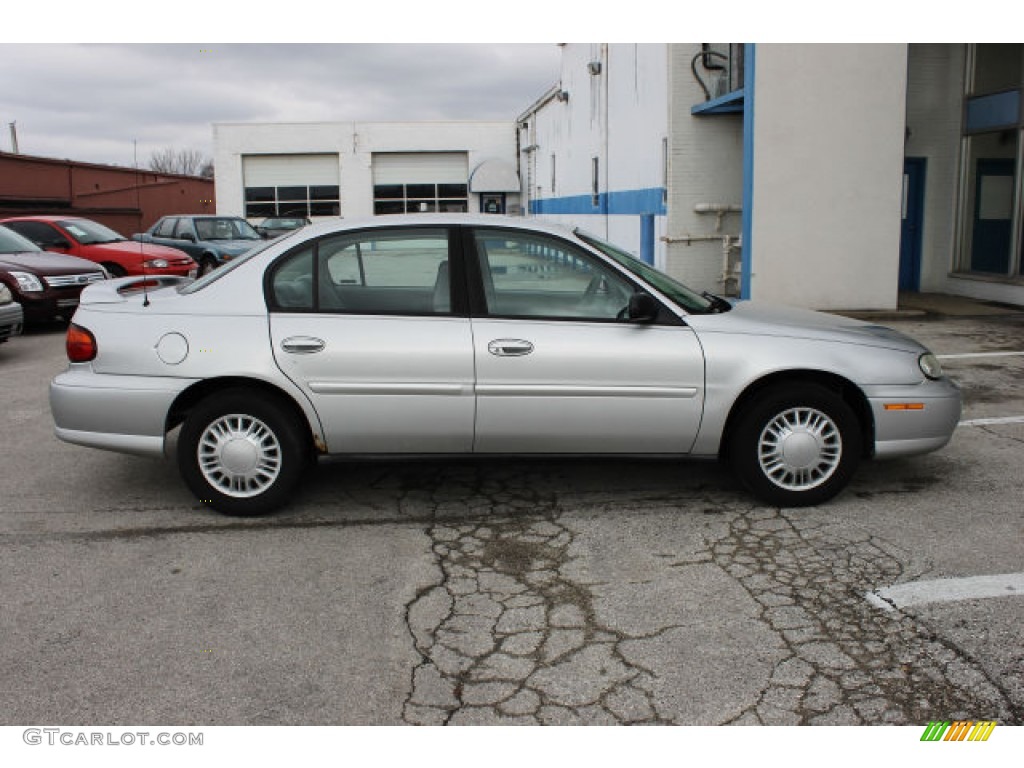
[134,140,150,307]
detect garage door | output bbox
[243,154,341,218]
[372,152,468,214]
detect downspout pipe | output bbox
[740,43,756,300]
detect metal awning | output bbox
[691,88,745,116]
[469,159,520,193]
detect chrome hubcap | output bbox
[198,414,282,498]
[758,407,842,491]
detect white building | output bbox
[523,43,1024,310]
[213,121,521,221]
[212,44,1024,311]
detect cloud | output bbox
[0,43,560,166]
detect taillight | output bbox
[66,323,97,362]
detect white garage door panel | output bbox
[243,155,340,187]
[373,153,468,185]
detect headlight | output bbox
[919,353,943,380]
[9,271,44,292]
[144,259,169,269]
[0,283,12,303]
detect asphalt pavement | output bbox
[1,301,1022,725]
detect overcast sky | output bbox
[0,1,1005,172]
[0,44,562,169]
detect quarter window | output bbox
[473,230,633,320]
[154,218,177,238]
[173,219,194,239]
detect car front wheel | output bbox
[729,384,861,507]
[178,390,307,516]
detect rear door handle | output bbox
[488,339,534,357]
[281,336,325,354]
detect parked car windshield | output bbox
[195,218,261,242]
[58,219,127,245]
[0,225,44,253]
[575,229,717,314]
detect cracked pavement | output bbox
[2,318,1023,725]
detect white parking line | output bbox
[937,351,1024,359]
[958,415,1024,427]
[866,573,1024,612]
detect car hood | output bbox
[0,250,104,275]
[209,240,261,255]
[84,241,192,261]
[687,301,928,353]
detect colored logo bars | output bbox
[921,721,997,742]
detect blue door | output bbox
[970,158,1015,274]
[899,158,926,292]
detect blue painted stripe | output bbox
[530,187,667,216]
[740,44,755,301]
[640,214,655,265]
[965,90,1020,133]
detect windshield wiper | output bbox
[701,291,733,313]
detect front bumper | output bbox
[865,376,962,458]
[17,290,86,323]
[50,367,198,457]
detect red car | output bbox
[0,216,196,278]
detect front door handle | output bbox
[488,339,534,357]
[281,336,325,354]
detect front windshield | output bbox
[178,237,275,294]
[575,229,715,313]
[0,225,43,253]
[195,217,261,242]
[58,219,126,245]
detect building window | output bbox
[244,184,340,218]
[372,183,468,215]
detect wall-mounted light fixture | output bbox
[587,61,602,76]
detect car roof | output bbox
[172,214,247,219]
[294,213,583,241]
[0,215,82,223]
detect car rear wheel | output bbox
[178,389,308,516]
[729,384,861,507]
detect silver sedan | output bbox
[50,215,961,515]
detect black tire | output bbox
[198,256,218,276]
[104,263,126,278]
[177,389,308,516]
[729,384,861,507]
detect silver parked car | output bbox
[50,215,961,515]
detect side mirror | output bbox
[627,292,659,323]
[178,232,196,242]
[49,238,72,250]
